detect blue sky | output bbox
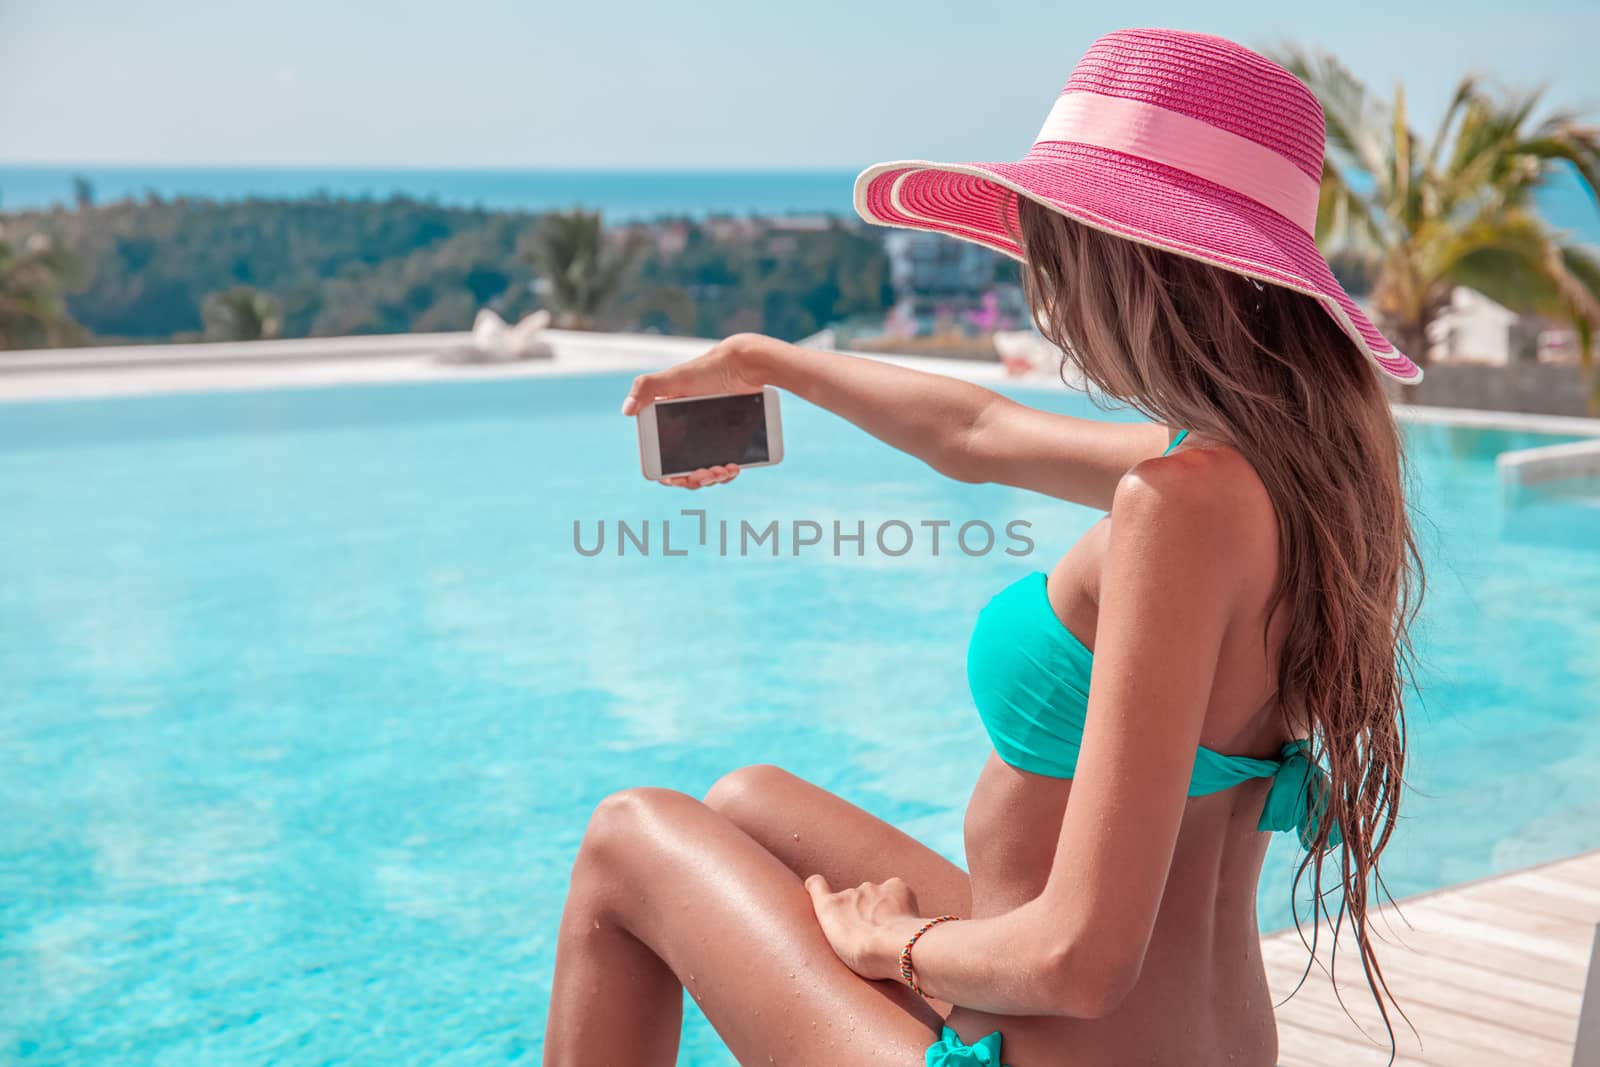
[2,0,1597,168]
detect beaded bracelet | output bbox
[898,914,961,997]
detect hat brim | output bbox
[854,141,1422,384]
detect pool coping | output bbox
[1393,402,1600,439]
[0,329,1013,403]
[4,331,1599,442]
[1498,436,1600,486]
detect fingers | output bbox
[621,373,657,416]
[692,464,736,487]
[804,873,832,901]
[657,465,740,490]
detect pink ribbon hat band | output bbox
[852,27,1423,385]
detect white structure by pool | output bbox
[1429,286,1520,365]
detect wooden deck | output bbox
[1266,849,1600,1065]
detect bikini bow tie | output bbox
[1258,739,1342,852]
[926,1027,1007,1067]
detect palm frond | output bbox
[1390,81,1427,230]
[1446,245,1562,312]
[1270,44,1390,183]
[526,210,643,327]
[1515,122,1600,210]
[1423,75,1481,177]
[1560,243,1600,293]
[1315,162,1386,251]
[1546,241,1600,325]
[1425,209,1550,280]
[1450,86,1568,208]
[1552,244,1600,409]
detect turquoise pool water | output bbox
[3,373,1598,1065]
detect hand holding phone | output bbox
[636,387,784,482]
[623,337,786,486]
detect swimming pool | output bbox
[3,372,1598,1064]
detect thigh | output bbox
[581,787,941,1066]
[707,764,971,918]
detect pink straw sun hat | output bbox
[853,27,1423,384]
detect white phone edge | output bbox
[636,386,783,481]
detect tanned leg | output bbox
[543,787,942,1067]
[705,764,971,919]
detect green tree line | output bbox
[0,196,894,347]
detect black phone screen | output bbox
[655,393,770,473]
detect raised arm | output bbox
[621,332,1172,510]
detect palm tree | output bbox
[1277,47,1600,408]
[0,231,83,350]
[202,286,283,341]
[525,211,645,329]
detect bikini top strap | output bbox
[1162,429,1190,456]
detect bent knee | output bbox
[580,786,686,865]
[704,763,796,821]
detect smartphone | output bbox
[637,387,785,480]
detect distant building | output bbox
[885,231,998,299]
[1535,325,1584,365]
[1427,286,1518,364]
[883,230,1026,327]
[652,221,690,256]
[704,217,763,242]
[810,230,1027,358]
[769,215,834,231]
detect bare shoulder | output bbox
[1108,440,1278,588]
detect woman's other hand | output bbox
[804,874,924,982]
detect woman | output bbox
[545,28,1421,1067]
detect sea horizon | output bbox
[2,162,1596,245]
[0,164,865,223]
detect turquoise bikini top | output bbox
[965,432,1339,850]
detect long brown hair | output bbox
[1013,198,1422,1048]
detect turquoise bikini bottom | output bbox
[926,1026,1011,1067]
